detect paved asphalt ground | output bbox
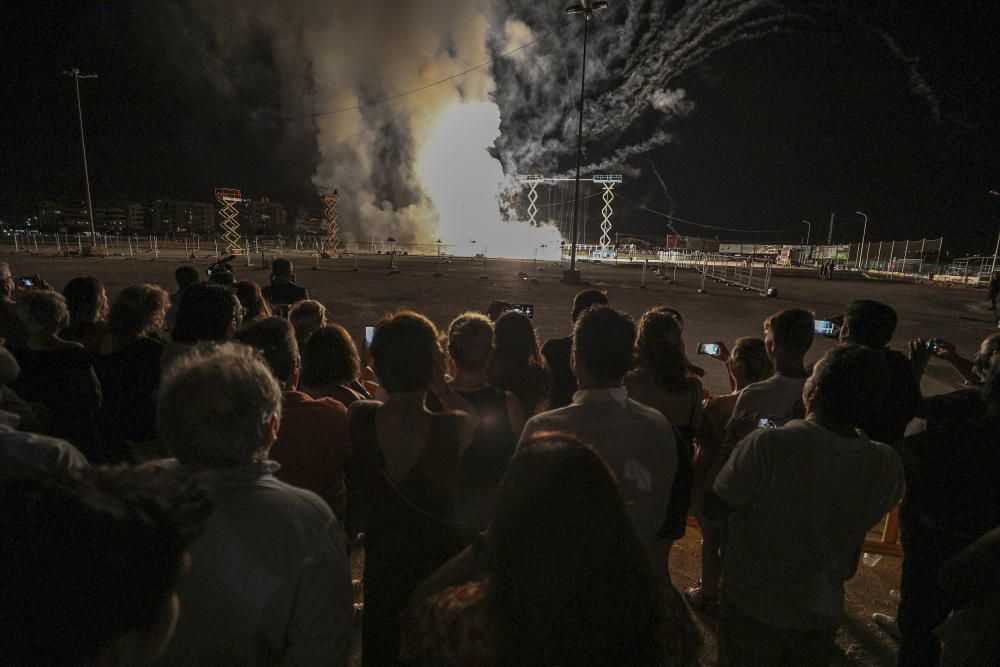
[10,248,994,665]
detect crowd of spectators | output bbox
[1,256,998,666]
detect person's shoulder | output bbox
[300,393,348,416]
[626,397,670,426]
[254,474,339,524]
[524,403,577,427]
[541,336,570,353]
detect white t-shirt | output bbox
[730,374,807,422]
[713,419,904,630]
[520,387,676,553]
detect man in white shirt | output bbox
[706,344,905,665]
[155,343,352,666]
[520,305,677,561]
[727,308,814,429]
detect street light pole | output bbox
[563,0,608,283]
[63,67,99,247]
[856,210,868,270]
[801,219,811,247]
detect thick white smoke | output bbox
[167,0,940,255]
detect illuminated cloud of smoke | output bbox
[164,0,942,253]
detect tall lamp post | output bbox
[563,0,608,283]
[801,219,811,247]
[856,210,869,270]
[63,67,99,248]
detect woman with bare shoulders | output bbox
[348,311,477,666]
[625,308,702,578]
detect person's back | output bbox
[235,318,351,520]
[709,345,904,664]
[448,384,515,533]
[524,394,676,550]
[716,420,902,628]
[522,306,676,553]
[541,335,574,409]
[347,311,475,666]
[894,373,1000,665]
[95,335,163,460]
[272,390,349,518]
[263,258,308,306]
[162,462,350,665]
[840,300,921,443]
[156,343,352,665]
[728,308,814,424]
[10,291,101,456]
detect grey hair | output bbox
[16,291,70,334]
[157,342,283,469]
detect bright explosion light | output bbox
[418,101,563,260]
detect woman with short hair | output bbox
[288,299,327,347]
[434,312,525,535]
[9,290,102,458]
[299,324,370,407]
[348,311,477,666]
[61,276,109,354]
[96,284,171,462]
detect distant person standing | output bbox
[165,265,199,333]
[263,258,309,309]
[989,273,1000,311]
[541,289,608,409]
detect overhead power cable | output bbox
[615,193,805,234]
[285,29,559,120]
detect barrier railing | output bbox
[696,254,772,295]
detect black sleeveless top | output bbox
[427,385,516,534]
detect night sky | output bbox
[1,1,998,255]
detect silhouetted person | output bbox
[0,465,210,665]
[156,343,352,664]
[236,317,351,521]
[263,258,308,308]
[839,300,921,443]
[541,289,608,409]
[522,305,677,562]
[894,360,1000,666]
[706,344,904,665]
[61,276,109,354]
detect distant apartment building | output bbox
[150,200,216,235]
[250,198,287,237]
[36,200,89,231]
[288,204,325,236]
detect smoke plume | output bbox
[157,0,939,255]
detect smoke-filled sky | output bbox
[2,1,999,254]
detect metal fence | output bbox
[694,254,773,295]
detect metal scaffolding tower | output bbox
[318,187,342,257]
[520,173,623,254]
[215,187,244,254]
